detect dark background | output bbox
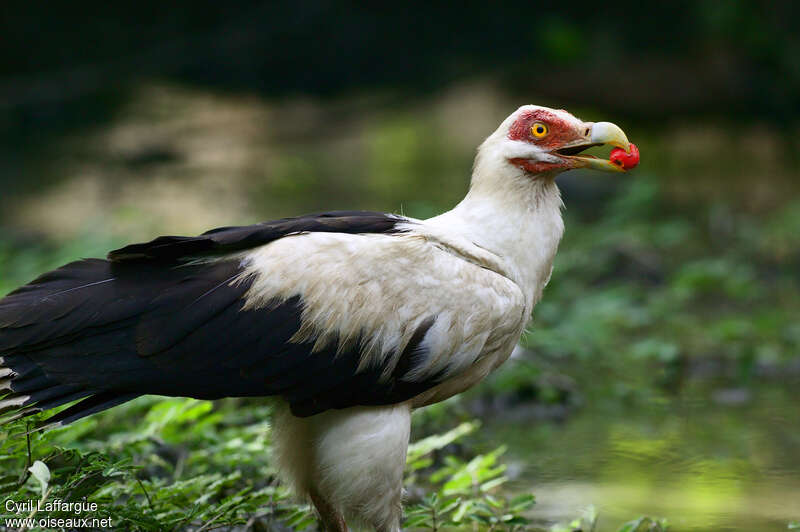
[2,1,798,115]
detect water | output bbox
[486,382,800,531]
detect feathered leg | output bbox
[310,488,348,532]
[272,401,410,532]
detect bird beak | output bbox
[591,122,631,152]
[555,121,633,173]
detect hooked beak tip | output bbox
[590,122,631,152]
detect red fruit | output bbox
[610,143,640,170]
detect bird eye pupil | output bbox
[531,123,548,138]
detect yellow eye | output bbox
[531,122,549,138]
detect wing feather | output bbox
[0,211,455,425]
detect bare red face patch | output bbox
[507,109,584,149]
[507,158,566,174]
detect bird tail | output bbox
[0,258,148,430]
[0,254,255,430]
[0,353,138,429]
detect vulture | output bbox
[0,105,636,531]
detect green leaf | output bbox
[439,498,461,515]
[479,476,508,493]
[405,505,431,517]
[484,494,503,508]
[509,493,537,512]
[468,513,493,524]
[28,460,51,496]
[505,515,531,525]
[452,501,471,522]
[442,473,472,494]
[406,421,478,464]
[408,457,433,472]
[404,515,432,528]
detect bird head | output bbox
[476,105,637,179]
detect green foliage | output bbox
[405,422,536,531]
[0,399,317,531]
[405,492,537,532]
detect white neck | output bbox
[424,147,565,308]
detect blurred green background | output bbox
[0,2,798,531]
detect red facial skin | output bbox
[507,158,567,174]
[507,109,585,146]
[610,143,640,170]
[507,109,588,173]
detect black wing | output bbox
[0,211,437,427]
[108,210,402,262]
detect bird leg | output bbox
[309,488,348,532]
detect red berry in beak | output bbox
[610,143,640,170]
